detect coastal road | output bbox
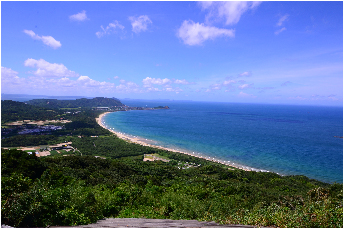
[50,218,270,228]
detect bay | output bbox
[103,100,343,183]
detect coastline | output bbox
[96,112,271,173]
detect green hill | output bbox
[1,100,60,124]
[27,97,124,109]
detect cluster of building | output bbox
[21,142,74,157]
[18,125,63,135]
[177,162,201,169]
[64,111,81,114]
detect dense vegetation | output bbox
[27,97,123,109]
[1,98,342,227]
[1,100,61,124]
[2,149,342,227]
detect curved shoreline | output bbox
[96,112,272,173]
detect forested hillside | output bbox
[2,148,342,227]
[1,100,61,124]
[27,97,124,109]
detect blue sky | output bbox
[1,1,343,106]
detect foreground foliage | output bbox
[2,149,342,227]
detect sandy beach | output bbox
[96,112,269,173]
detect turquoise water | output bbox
[103,100,343,183]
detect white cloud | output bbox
[275,14,289,35]
[114,76,119,79]
[143,77,193,87]
[275,27,286,35]
[174,79,192,84]
[1,65,118,95]
[165,87,183,93]
[211,83,222,90]
[24,58,79,78]
[142,77,190,93]
[200,1,262,25]
[142,77,172,87]
[116,80,141,93]
[147,87,161,92]
[239,84,250,89]
[23,30,61,49]
[69,10,88,22]
[206,78,238,92]
[1,66,19,79]
[24,30,36,37]
[177,20,235,46]
[223,79,236,85]
[277,14,289,26]
[129,15,152,33]
[238,91,257,98]
[1,67,25,87]
[96,21,125,38]
[238,71,251,77]
[77,75,115,88]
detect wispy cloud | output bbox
[129,15,152,33]
[288,96,307,101]
[275,27,286,35]
[69,10,88,22]
[96,21,125,38]
[238,71,251,77]
[199,1,262,25]
[275,14,289,35]
[327,94,338,101]
[177,20,235,46]
[238,91,257,98]
[281,81,293,86]
[276,14,289,26]
[23,30,61,49]
[239,83,252,89]
[142,77,192,93]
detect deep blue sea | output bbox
[103,100,343,183]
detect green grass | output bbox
[49,150,60,156]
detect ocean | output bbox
[102,100,343,183]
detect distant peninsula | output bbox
[25,97,169,112]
